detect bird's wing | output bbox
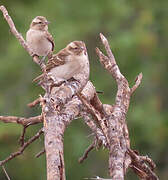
[33,55,65,82]
[46,49,70,72]
[33,48,71,82]
[45,31,55,51]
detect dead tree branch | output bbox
[95,33,133,179]
[0,128,43,166]
[0,115,43,147]
[79,139,96,163]
[0,115,43,126]
[18,125,29,146]
[131,73,143,95]
[82,113,107,148]
[127,149,158,180]
[2,166,11,180]
[35,148,46,158]
[27,96,43,108]
[79,34,157,180]
[85,33,157,180]
[0,5,45,70]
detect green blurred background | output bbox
[0,0,167,179]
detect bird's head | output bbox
[67,41,87,56]
[30,16,50,31]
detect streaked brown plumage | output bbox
[33,41,88,85]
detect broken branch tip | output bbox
[99,33,107,44]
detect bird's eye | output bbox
[74,47,78,50]
[38,22,42,24]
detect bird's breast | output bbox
[26,29,52,56]
[48,53,89,81]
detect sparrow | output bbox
[26,16,55,61]
[33,41,89,90]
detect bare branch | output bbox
[0,115,43,126]
[18,125,28,146]
[127,148,159,180]
[0,5,45,70]
[77,93,110,146]
[140,155,156,171]
[0,128,43,166]
[99,33,116,65]
[2,166,11,180]
[81,113,107,148]
[131,73,143,95]
[95,33,151,179]
[96,33,124,82]
[27,96,43,108]
[79,139,96,163]
[96,34,129,179]
[0,5,31,55]
[90,92,104,115]
[35,148,46,158]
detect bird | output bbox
[33,41,89,91]
[26,16,55,62]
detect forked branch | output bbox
[0,128,43,166]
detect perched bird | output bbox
[33,41,88,90]
[26,16,55,61]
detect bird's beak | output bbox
[45,21,50,25]
[80,47,85,51]
[81,46,87,55]
[82,43,87,55]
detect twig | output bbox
[79,140,96,163]
[127,148,159,180]
[130,73,143,95]
[18,125,28,146]
[140,155,156,171]
[27,96,43,108]
[82,113,107,148]
[0,128,43,166]
[2,166,11,180]
[77,93,110,146]
[78,93,101,124]
[35,148,46,158]
[96,33,124,82]
[99,33,116,65]
[0,115,43,126]
[0,5,45,70]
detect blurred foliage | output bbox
[0,0,168,179]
